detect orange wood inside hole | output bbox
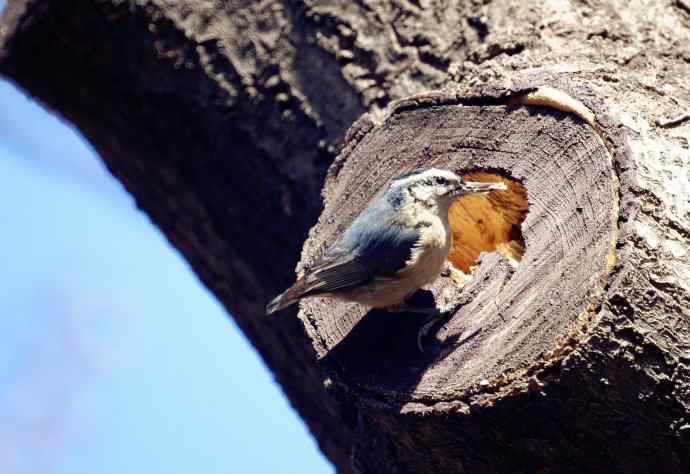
[448,171,528,274]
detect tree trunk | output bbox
[1,0,688,472]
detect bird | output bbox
[266,168,506,347]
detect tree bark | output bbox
[1,1,688,473]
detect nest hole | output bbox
[449,171,528,275]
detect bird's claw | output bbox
[416,312,449,352]
[384,302,446,352]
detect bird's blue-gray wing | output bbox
[302,193,420,295]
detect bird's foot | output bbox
[385,295,446,352]
[416,311,450,352]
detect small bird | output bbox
[266,168,505,345]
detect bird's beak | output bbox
[459,180,507,195]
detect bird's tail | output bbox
[266,292,298,315]
[266,277,313,315]
[266,280,306,315]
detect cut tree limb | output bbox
[305,85,620,403]
[1,0,689,473]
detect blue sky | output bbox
[0,72,331,473]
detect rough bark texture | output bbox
[1,0,689,473]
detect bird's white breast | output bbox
[356,204,451,307]
[398,213,451,287]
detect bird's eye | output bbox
[436,177,448,185]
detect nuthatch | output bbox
[266,168,506,345]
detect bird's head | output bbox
[390,168,506,207]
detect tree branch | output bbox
[2,0,689,472]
